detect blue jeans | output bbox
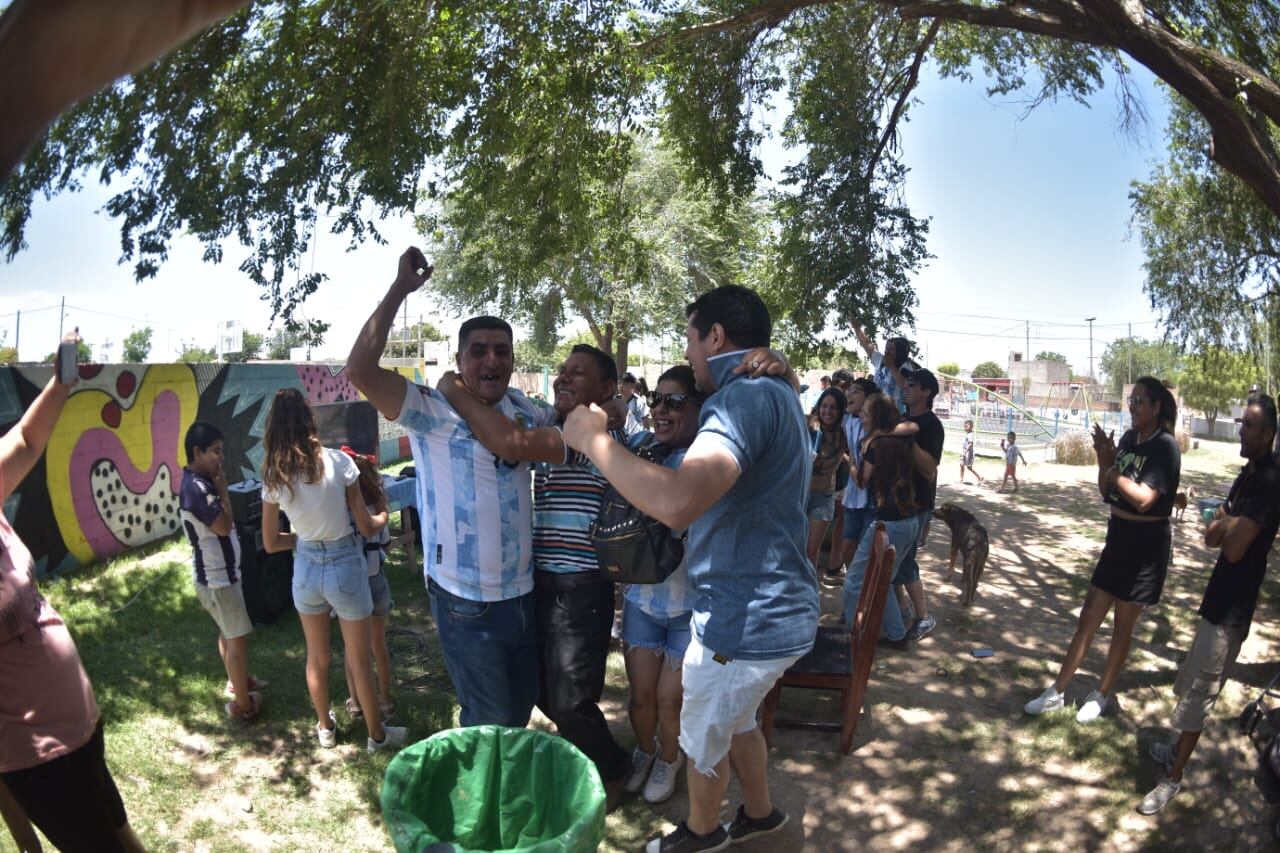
[894,511,932,585]
[841,514,922,641]
[293,536,372,621]
[428,578,539,727]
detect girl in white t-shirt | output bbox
[260,389,405,752]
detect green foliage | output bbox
[972,360,1006,378]
[44,340,93,364]
[0,346,17,365]
[1035,351,1069,365]
[385,320,446,359]
[1131,96,1280,353]
[223,330,263,363]
[177,345,217,363]
[766,7,929,354]
[1179,346,1256,428]
[122,327,152,362]
[426,136,760,364]
[265,327,306,360]
[936,361,961,376]
[1098,337,1184,394]
[513,330,598,373]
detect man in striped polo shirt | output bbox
[346,248,558,727]
[439,343,642,809]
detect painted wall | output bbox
[2,362,418,577]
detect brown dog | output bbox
[1173,485,1195,521]
[933,503,989,606]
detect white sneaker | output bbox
[625,746,657,794]
[367,724,408,754]
[316,711,337,748]
[1076,690,1108,723]
[643,752,684,804]
[1024,686,1065,716]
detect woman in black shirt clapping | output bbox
[1025,377,1181,723]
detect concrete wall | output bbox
[2,362,421,577]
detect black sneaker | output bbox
[644,822,730,853]
[877,635,910,651]
[724,805,789,843]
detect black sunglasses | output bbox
[647,392,691,410]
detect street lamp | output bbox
[1085,317,1097,384]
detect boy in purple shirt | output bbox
[180,421,266,720]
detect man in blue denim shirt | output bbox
[566,285,818,853]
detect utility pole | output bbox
[1128,322,1133,386]
[58,296,65,340]
[1085,316,1097,385]
[1025,320,1030,363]
[13,310,18,357]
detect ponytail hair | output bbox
[1135,376,1178,434]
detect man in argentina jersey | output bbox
[438,343,645,809]
[346,248,557,727]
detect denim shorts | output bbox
[806,490,836,522]
[622,599,692,661]
[369,571,393,619]
[841,506,877,541]
[292,536,373,621]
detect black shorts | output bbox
[1,720,129,852]
[1090,515,1172,605]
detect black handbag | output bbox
[590,442,685,584]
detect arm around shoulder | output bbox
[437,373,567,464]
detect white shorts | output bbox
[678,632,800,775]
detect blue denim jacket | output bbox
[685,351,819,660]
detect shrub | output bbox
[1054,432,1097,466]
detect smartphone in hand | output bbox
[58,340,78,384]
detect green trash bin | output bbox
[380,725,605,853]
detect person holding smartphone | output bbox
[1,334,146,852]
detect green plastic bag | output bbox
[380,725,605,853]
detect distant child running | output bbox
[180,421,267,721]
[1000,431,1027,493]
[960,420,984,485]
[341,450,397,723]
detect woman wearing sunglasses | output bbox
[621,365,707,805]
[1025,376,1181,723]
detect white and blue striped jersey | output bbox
[394,379,556,602]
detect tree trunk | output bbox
[1206,410,1218,437]
[614,336,630,377]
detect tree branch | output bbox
[866,18,941,183]
[633,0,837,52]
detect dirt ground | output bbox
[597,438,1280,851]
[54,439,1280,852]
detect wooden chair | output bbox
[761,523,896,754]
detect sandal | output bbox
[225,676,270,698]
[345,697,364,719]
[379,699,396,721]
[225,691,263,722]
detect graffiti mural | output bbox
[1,362,395,577]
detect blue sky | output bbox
[0,59,1171,379]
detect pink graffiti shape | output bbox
[66,389,182,559]
[296,364,358,404]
